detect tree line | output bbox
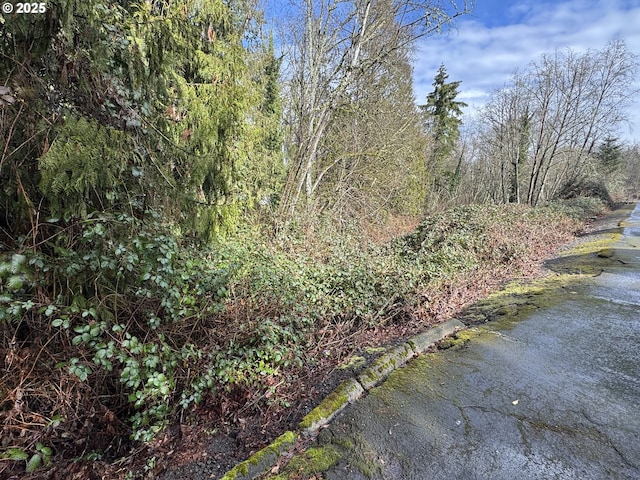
[3,2,638,244]
[454,40,639,207]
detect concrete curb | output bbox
[219,318,465,480]
[356,342,415,390]
[298,377,365,433]
[409,319,466,354]
[219,431,297,480]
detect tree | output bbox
[0,0,286,453]
[0,0,258,243]
[480,79,531,204]
[278,0,471,224]
[315,41,428,223]
[527,41,637,205]
[473,40,638,206]
[422,64,467,194]
[239,33,286,220]
[596,137,623,175]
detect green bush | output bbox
[1,213,235,441]
[540,197,608,220]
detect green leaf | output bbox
[36,443,53,457]
[2,447,28,461]
[47,415,64,428]
[26,453,42,473]
[7,275,24,291]
[10,254,26,272]
[52,318,64,327]
[70,364,91,381]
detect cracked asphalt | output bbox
[309,204,640,480]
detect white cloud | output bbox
[413,0,640,141]
[457,88,490,101]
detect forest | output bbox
[1,0,639,477]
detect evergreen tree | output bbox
[0,0,280,455]
[597,137,623,175]
[239,33,286,218]
[1,0,257,243]
[422,64,467,193]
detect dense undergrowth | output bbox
[0,197,608,478]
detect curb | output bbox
[219,431,297,480]
[219,318,466,480]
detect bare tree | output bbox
[481,77,532,204]
[278,0,471,223]
[527,40,638,205]
[316,44,428,223]
[475,39,638,206]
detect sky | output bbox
[412,0,640,141]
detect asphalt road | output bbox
[311,204,640,480]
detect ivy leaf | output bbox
[10,254,26,271]
[52,318,65,327]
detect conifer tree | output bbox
[1,0,258,242]
[597,137,623,175]
[239,34,286,217]
[422,64,467,193]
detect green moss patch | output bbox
[221,431,296,480]
[340,355,367,370]
[270,445,343,479]
[545,214,627,275]
[356,343,415,390]
[438,329,474,350]
[299,379,364,432]
[364,346,387,355]
[457,272,585,329]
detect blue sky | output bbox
[413,0,640,141]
